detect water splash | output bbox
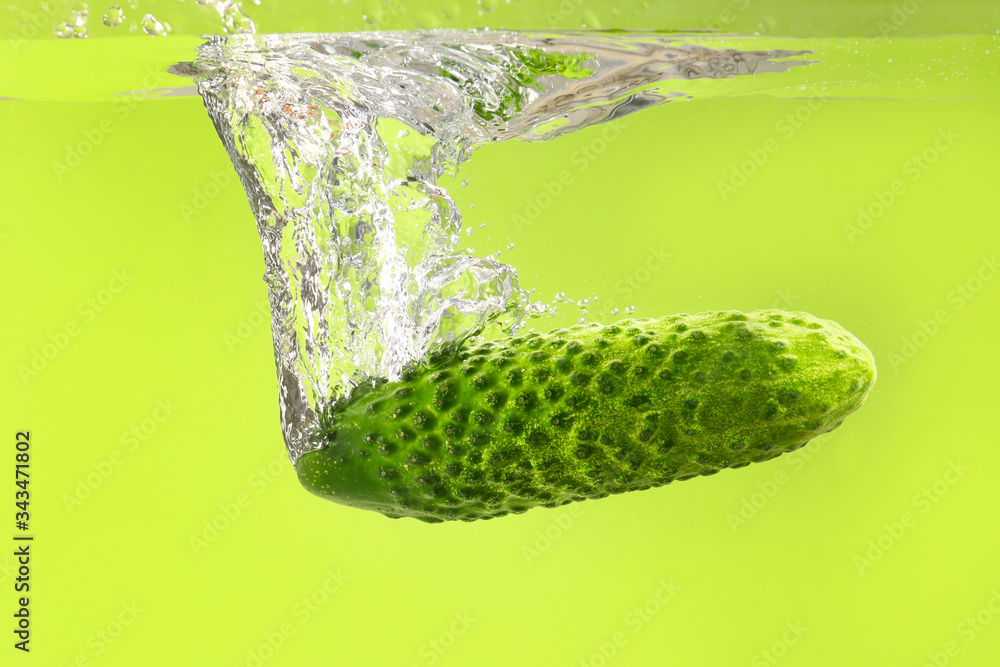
[195,0,256,35]
[183,30,812,462]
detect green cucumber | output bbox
[296,309,876,523]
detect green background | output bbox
[2,2,1000,666]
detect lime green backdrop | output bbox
[2,2,1000,666]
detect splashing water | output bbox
[195,0,256,35]
[181,30,812,462]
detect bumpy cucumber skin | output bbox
[296,310,876,523]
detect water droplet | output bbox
[102,5,124,26]
[461,179,469,187]
[195,0,255,34]
[140,13,166,36]
[625,306,636,314]
[72,24,87,37]
[506,242,514,250]
[53,22,73,38]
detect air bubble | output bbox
[102,4,124,26]
[140,13,166,36]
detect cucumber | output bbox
[296,310,876,523]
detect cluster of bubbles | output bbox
[53,0,253,37]
[53,2,88,38]
[547,292,634,323]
